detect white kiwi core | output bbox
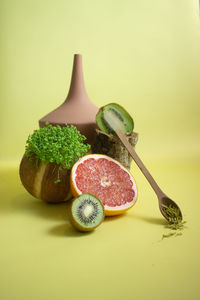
[83,204,94,218]
[103,110,125,132]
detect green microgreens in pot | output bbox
[24,122,90,182]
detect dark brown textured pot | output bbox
[19,155,72,203]
[39,54,98,145]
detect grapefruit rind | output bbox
[70,154,138,216]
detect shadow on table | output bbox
[11,193,69,222]
[48,223,94,238]
[104,214,124,222]
[1,168,69,222]
[126,213,167,225]
[7,193,167,238]
[8,193,95,237]
[103,212,166,225]
[13,194,167,225]
[48,211,168,238]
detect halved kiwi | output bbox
[68,193,105,232]
[96,103,134,136]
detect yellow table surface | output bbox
[1,1,200,299]
[0,156,199,300]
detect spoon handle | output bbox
[116,130,164,198]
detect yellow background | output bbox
[0,1,200,299]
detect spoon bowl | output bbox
[159,195,182,223]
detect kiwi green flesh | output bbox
[71,194,104,231]
[96,108,110,135]
[96,103,134,136]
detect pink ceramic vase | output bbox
[39,54,98,145]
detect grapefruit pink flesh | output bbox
[71,154,137,216]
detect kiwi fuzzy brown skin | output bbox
[67,194,105,232]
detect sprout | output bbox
[25,122,90,171]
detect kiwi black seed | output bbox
[68,194,105,232]
[96,103,134,136]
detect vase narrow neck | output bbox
[66,54,89,101]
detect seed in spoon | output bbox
[161,204,182,225]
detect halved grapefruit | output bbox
[70,154,138,216]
